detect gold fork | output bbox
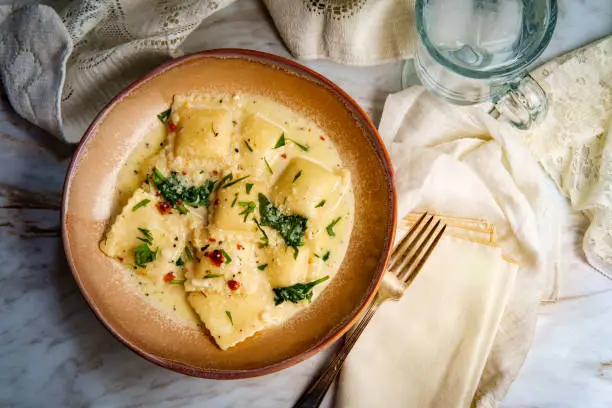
[293,213,446,408]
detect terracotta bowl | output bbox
[62,49,396,379]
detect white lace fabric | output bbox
[522,36,612,280]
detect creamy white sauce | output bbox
[110,92,355,344]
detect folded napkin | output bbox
[338,228,518,408]
[337,86,564,408]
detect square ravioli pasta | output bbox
[100,188,202,282]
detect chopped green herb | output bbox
[157,108,171,124]
[204,274,223,279]
[184,246,194,261]
[226,310,233,325]
[175,257,184,266]
[322,251,330,262]
[257,264,268,271]
[288,138,310,152]
[326,217,342,237]
[231,192,239,208]
[169,279,185,285]
[246,183,254,194]
[238,201,256,222]
[138,227,153,241]
[315,200,326,208]
[215,173,233,191]
[274,133,286,149]
[313,253,321,258]
[273,276,329,305]
[132,199,151,212]
[220,249,232,264]
[292,246,299,260]
[253,218,269,247]
[292,170,302,184]
[243,140,254,152]
[264,157,273,175]
[258,193,308,251]
[137,228,154,245]
[223,175,249,189]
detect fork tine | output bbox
[387,212,432,272]
[398,223,446,283]
[391,220,442,280]
[387,215,435,276]
[391,219,441,279]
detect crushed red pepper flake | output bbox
[320,136,325,141]
[209,237,216,242]
[227,279,240,291]
[281,153,287,159]
[168,122,177,132]
[117,257,124,262]
[207,249,224,267]
[236,243,244,250]
[212,170,219,175]
[181,170,187,175]
[163,272,175,283]
[156,201,172,214]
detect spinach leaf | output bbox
[273,276,329,305]
[151,168,215,211]
[134,244,157,268]
[258,193,308,249]
[134,228,157,268]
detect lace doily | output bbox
[523,36,612,280]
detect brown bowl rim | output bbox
[61,48,397,379]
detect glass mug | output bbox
[407,0,557,130]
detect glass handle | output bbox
[488,75,548,130]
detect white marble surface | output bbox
[1,1,612,407]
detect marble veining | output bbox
[1,1,612,407]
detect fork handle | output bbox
[292,301,380,408]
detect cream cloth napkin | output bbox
[338,235,518,408]
[337,86,564,407]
